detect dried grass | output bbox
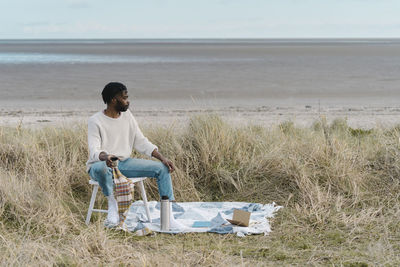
[1,115,400,266]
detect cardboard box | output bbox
[227,209,251,227]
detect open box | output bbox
[227,209,251,227]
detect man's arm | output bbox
[88,120,109,163]
[151,149,175,173]
[130,114,158,156]
[129,113,174,172]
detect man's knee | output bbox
[92,161,110,178]
[154,162,168,176]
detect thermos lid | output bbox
[161,196,169,200]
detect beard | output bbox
[116,101,129,112]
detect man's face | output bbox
[114,90,130,112]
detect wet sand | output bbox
[1,40,400,102]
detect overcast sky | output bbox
[1,0,399,39]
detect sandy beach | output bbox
[1,99,400,129]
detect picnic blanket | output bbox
[106,201,282,236]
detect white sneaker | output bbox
[107,195,119,225]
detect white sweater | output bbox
[86,109,158,172]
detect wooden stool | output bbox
[85,177,152,225]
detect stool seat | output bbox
[88,177,147,185]
[86,177,152,225]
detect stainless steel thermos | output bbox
[160,196,170,231]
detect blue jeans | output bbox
[89,158,175,200]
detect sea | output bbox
[0,39,399,109]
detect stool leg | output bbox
[139,180,152,223]
[86,184,99,225]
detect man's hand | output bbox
[99,152,118,167]
[152,149,175,173]
[161,158,176,173]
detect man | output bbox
[86,82,180,226]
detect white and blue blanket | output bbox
[110,201,282,236]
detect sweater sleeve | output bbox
[132,116,158,157]
[87,118,107,161]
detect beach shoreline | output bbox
[2,101,400,129]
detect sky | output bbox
[0,0,399,39]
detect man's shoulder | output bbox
[120,109,134,121]
[88,111,103,123]
[125,109,134,118]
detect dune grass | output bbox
[0,115,400,266]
